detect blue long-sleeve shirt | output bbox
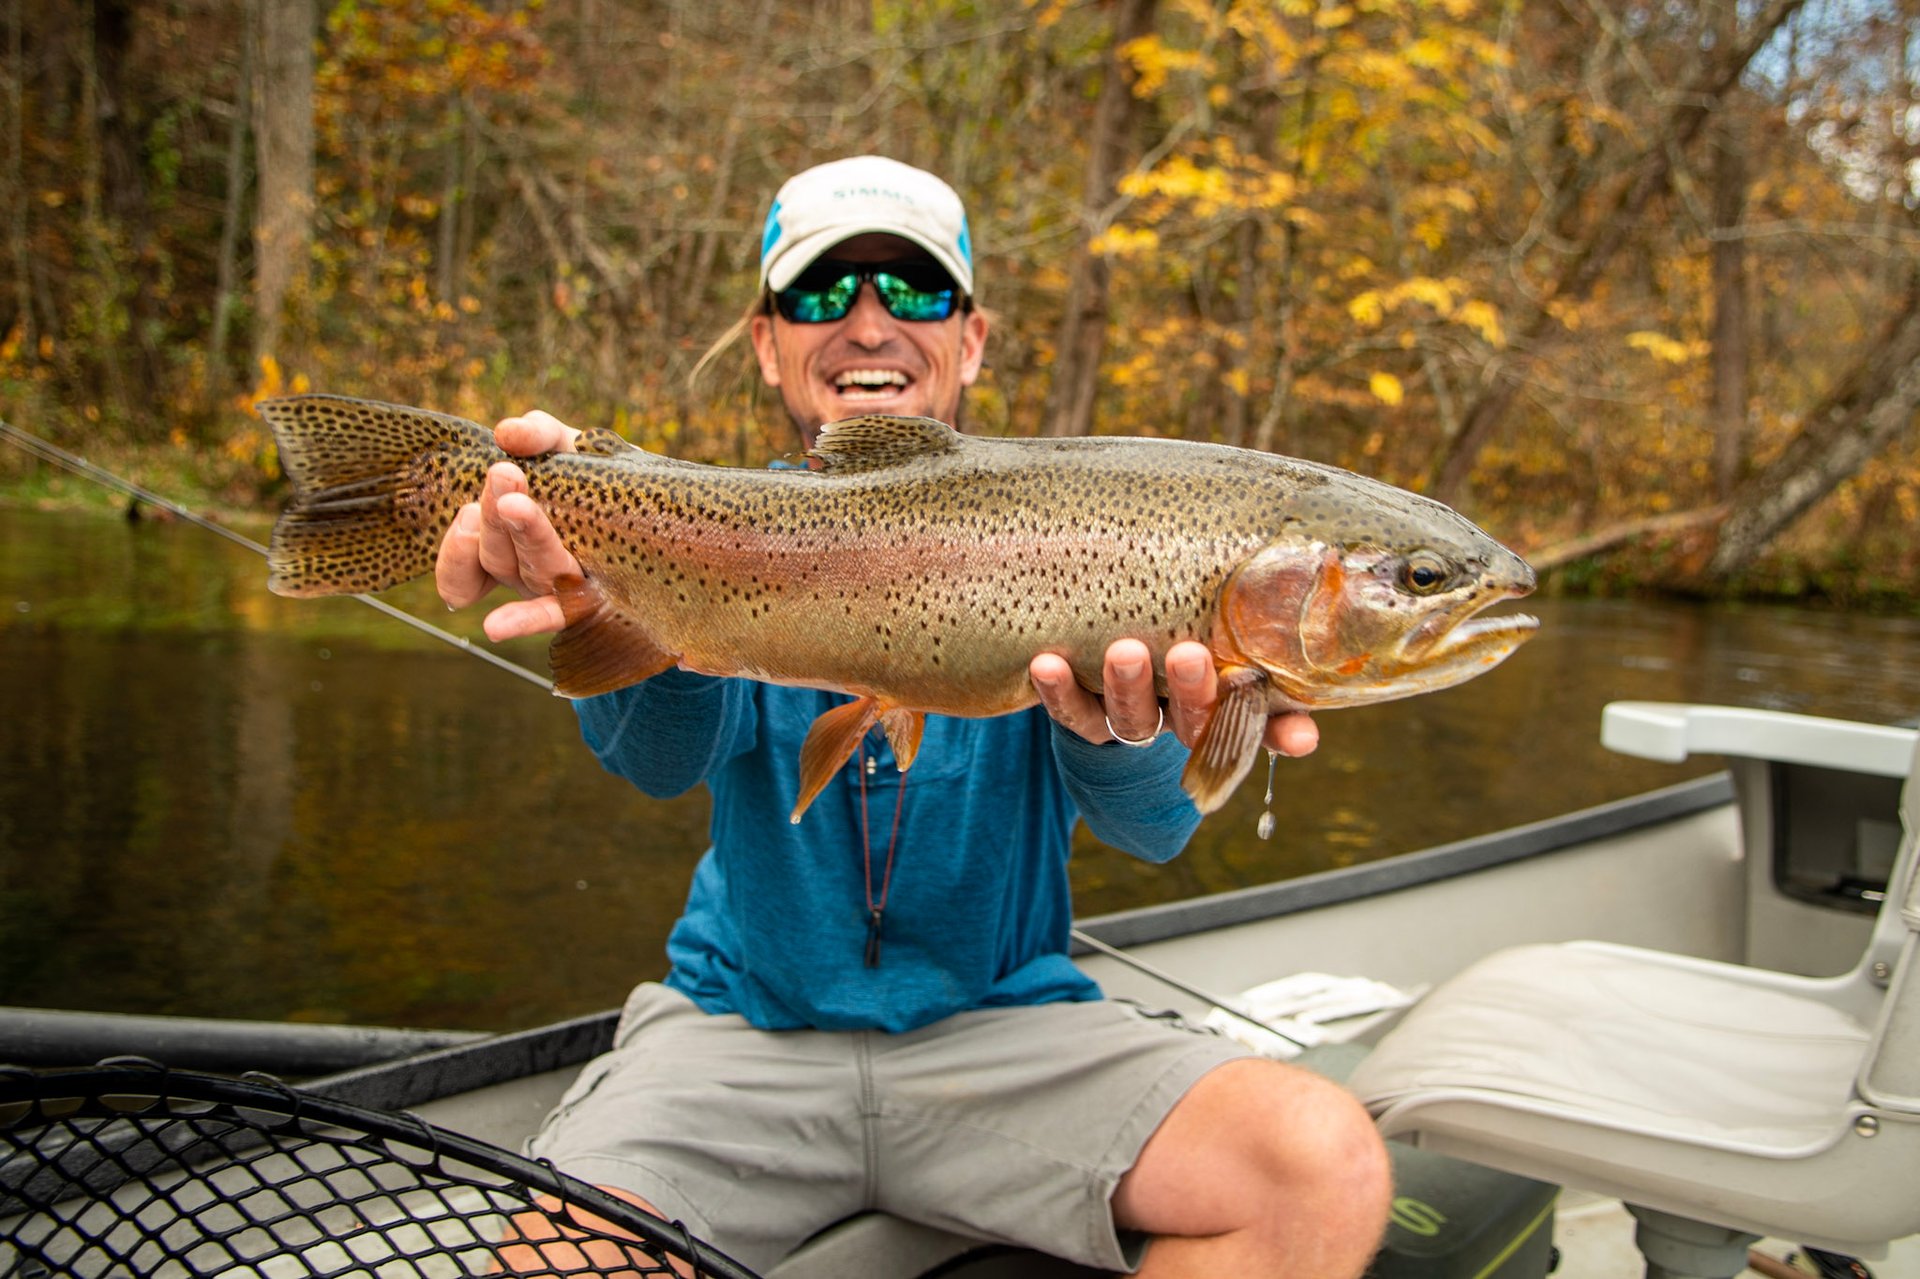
[576,670,1202,1032]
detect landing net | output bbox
[0,1061,761,1278]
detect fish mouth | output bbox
[1407,608,1540,675]
[1437,610,1540,652]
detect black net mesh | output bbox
[0,1063,761,1279]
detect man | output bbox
[438,156,1389,1277]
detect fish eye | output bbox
[1400,552,1453,595]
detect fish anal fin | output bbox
[547,574,677,698]
[879,707,927,772]
[793,698,881,823]
[1180,665,1270,814]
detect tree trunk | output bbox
[4,0,30,347]
[1427,0,1805,502]
[1708,100,1749,498]
[1043,0,1157,438]
[251,0,315,373]
[209,20,252,405]
[1706,282,1920,577]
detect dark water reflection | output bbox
[4,506,1919,1031]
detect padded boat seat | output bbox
[1348,706,1920,1266]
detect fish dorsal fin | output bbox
[807,415,962,474]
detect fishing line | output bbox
[0,417,555,692]
[2,415,1309,1049]
[1070,927,1309,1052]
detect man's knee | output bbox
[1250,1062,1389,1210]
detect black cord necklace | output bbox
[856,747,908,968]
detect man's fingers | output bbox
[1266,711,1318,758]
[1100,639,1161,743]
[495,490,580,589]
[1163,641,1217,747]
[495,411,581,458]
[1030,653,1108,743]
[476,462,532,595]
[484,595,569,643]
[435,503,493,609]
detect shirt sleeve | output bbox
[1047,722,1202,863]
[573,669,758,799]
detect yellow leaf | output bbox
[1625,331,1695,364]
[1089,225,1161,257]
[1370,372,1405,406]
[1456,300,1506,347]
[1396,277,1455,315]
[1405,37,1450,70]
[1349,291,1385,326]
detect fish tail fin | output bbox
[262,395,505,597]
[1180,667,1269,813]
[792,697,882,824]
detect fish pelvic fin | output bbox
[792,697,883,824]
[262,395,504,597]
[806,415,962,474]
[548,574,678,698]
[1180,665,1270,814]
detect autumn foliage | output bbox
[4,0,1920,599]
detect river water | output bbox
[3,504,1919,1032]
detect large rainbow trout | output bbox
[263,395,1537,821]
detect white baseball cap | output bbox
[759,156,974,297]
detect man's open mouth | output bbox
[834,369,911,401]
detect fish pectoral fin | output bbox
[1180,666,1270,814]
[879,707,927,772]
[793,697,882,824]
[547,574,678,698]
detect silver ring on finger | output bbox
[1104,705,1164,748]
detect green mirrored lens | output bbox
[874,274,956,321]
[780,275,859,323]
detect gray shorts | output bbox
[528,983,1253,1273]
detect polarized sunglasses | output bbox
[773,259,962,324]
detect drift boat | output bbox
[4,700,1918,1279]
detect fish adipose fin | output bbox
[1181,666,1270,814]
[549,574,678,699]
[806,415,963,474]
[261,395,505,597]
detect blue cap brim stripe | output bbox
[761,202,783,262]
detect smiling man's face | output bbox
[750,233,988,446]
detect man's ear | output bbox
[958,308,989,386]
[750,313,782,386]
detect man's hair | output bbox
[689,293,768,387]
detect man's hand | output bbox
[434,411,583,642]
[1029,639,1317,757]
